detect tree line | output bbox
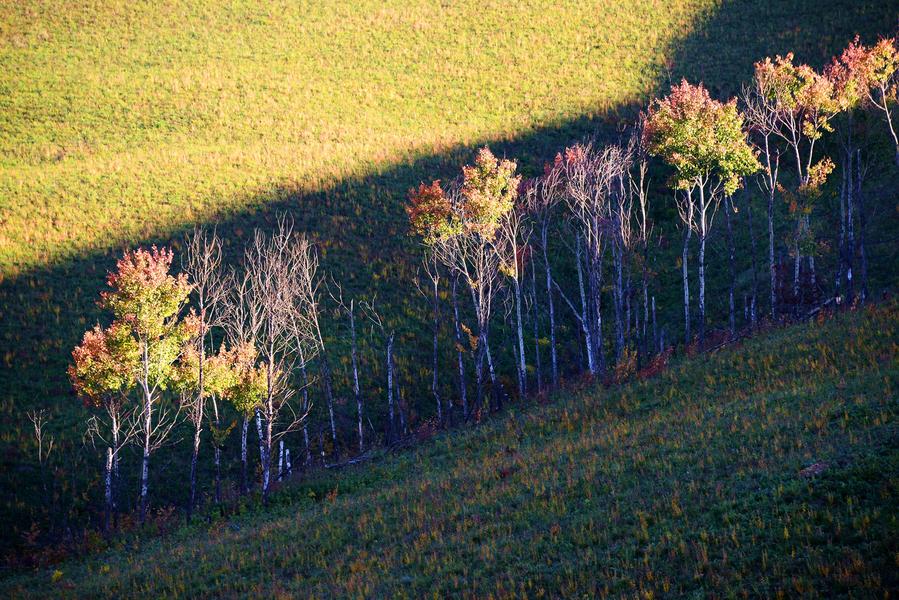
[65,36,898,532]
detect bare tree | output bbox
[523,162,564,387]
[496,204,531,398]
[627,121,654,357]
[181,227,227,519]
[330,282,366,451]
[363,298,399,442]
[241,218,318,501]
[563,142,630,370]
[413,253,446,425]
[743,81,782,318]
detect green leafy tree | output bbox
[407,147,520,414]
[752,54,842,302]
[645,79,759,343]
[101,246,193,523]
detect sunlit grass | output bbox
[0,0,717,273]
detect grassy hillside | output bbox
[1,0,896,555]
[1,302,896,596]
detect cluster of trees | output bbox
[67,36,897,530]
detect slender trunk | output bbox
[473,339,485,419]
[255,408,268,497]
[485,336,502,411]
[451,275,467,421]
[531,262,542,394]
[104,447,113,533]
[240,415,249,493]
[807,226,816,289]
[698,232,707,345]
[697,185,708,345]
[847,150,855,303]
[431,277,443,424]
[303,423,311,467]
[139,345,151,524]
[641,241,649,358]
[542,228,558,387]
[278,440,284,481]
[298,349,312,466]
[318,352,338,452]
[767,182,776,318]
[725,195,736,337]
[386,333,395,442]
[110,410,120,526]
[512,277,526,399]
[349,305,363,452]
[682,224,692,344]
[575,236,596,375]
[612,242,624,361]
[590,243,606,372]
[188,423,201,520]
[836,155,846,301]
[265,403,273,489]
[625,273,632,342]
[855,149,868,303]
[745,183,758,327]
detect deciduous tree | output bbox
[645,80,759,343]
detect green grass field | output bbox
[1,0,897,567]
[1,302,896,597]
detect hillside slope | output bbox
[2,303,896,597]
[2,0,897,548]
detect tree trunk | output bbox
[531,262,542,394]
[612,242,624,362]
[698,231,707,345]
[767,183,776,318]
[725,195,736,337]
[255,408,269,498]
[210,396,221,504]
[485,336,503,412]
[139,381,151,524]
[682,224,692,344]
[386,333,396,442]
[188,422,201,520]
[349,305,363,452]
[836,155,846,301]
[240,415,249,493]
[542,229,558,387]
[318,353,338,452]
[513,277,526,399]
[855,149,868,303]
[451,275,467,421]
[303,423,311,467]
[104,447,113,533]
[431,276,443,424]
[589,246,606,373]
[575,236,596,375]
[745,183,758,327]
